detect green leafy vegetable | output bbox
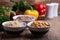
[0,7,12,15]
[12,0,35,13]
[0,6,11,31]
[0,15,10,31]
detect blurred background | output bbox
[0,0,59,13]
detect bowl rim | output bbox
[2,21,26,28]
[13,15,35,21]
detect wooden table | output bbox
[1,15,60,40]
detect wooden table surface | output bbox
[0,15,60,40]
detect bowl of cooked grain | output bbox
[13,15,35,23]
[27,21,50,35]
[2,21,26,34]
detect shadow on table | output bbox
[1,31,48,39]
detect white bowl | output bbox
[13,15,35,23]
[27,21,50,35]
[2,21,26,32]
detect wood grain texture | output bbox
[1,15,60,40]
